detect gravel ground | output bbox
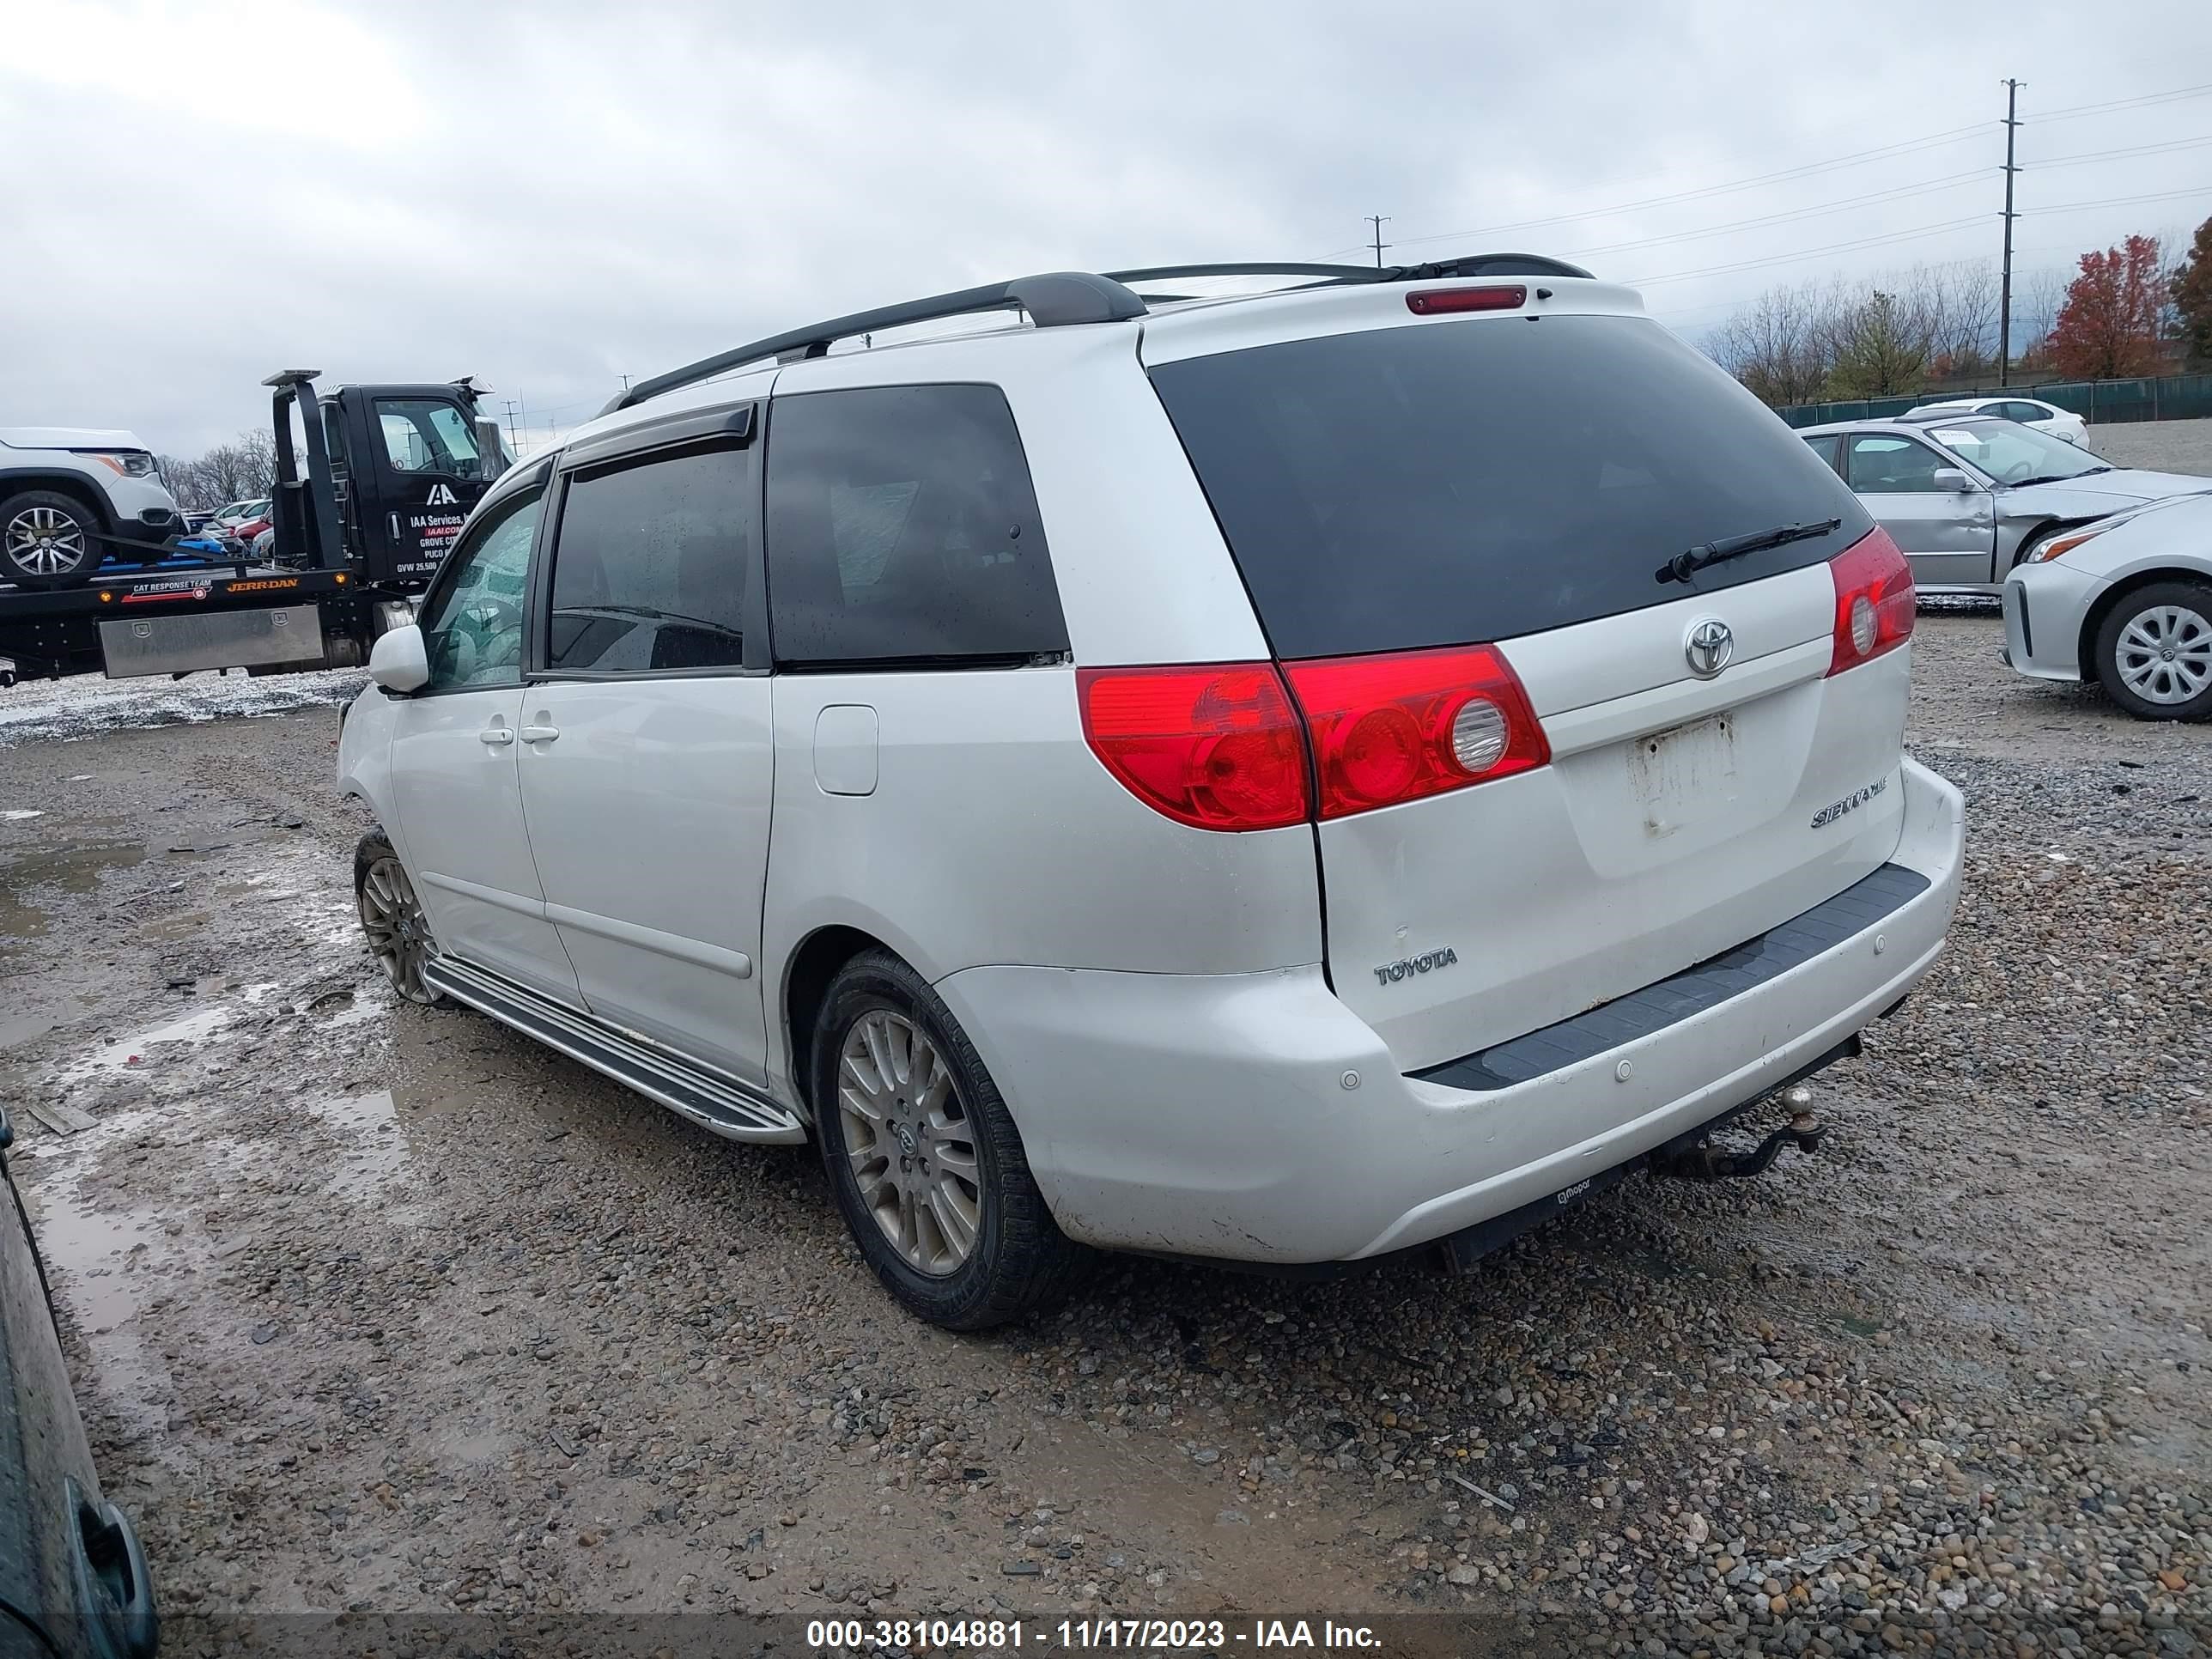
[0,622,2206,1658]
[2084,417,2212,475]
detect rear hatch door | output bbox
[1146,296,1910,1070]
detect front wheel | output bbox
[811,951,1092,1329]
[354,830,446,1004]
[0,489,101,589]
[2094,581,2212,721]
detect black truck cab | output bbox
[270,372,507,588]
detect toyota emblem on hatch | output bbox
[1685,618,1734,678]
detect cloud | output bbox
[3,0,2207,456]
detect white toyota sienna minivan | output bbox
[337,257,1966,1328]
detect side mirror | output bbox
[368,623,430,694]
[1930,468,1976,495]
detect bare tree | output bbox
[2008,266,2071,371]
[165,429,280,509]
[1705,259,2003,403]
[1917,260,2001,382]
[1705,279,1835,406]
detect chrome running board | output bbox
[421,957,806,1145]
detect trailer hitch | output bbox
[1657,1109,1825,1183]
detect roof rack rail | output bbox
[1103,261,1393,287]
[605,252,1597,417]
[601,270,1146,416]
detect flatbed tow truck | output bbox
[0,371,506,685]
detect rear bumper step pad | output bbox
[1413,862,1931,1093]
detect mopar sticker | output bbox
[1811,774,1889,830]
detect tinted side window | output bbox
[764,386,1067,666]
[2005,401,2050,423]
[1846,435,1945,493]
[544,446,750,674]
[375,398,482,477]
[1800,434,1844,476]
[419,487,541,690]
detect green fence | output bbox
[1777,372,2212,428]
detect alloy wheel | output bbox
[4,504,89,578]
[836,1010,981,1276]
[2114,604,2212,707]
[357,854,440,1004]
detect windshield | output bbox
[1920,418,2103,485]
[1148,313,1870,655]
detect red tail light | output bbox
[1078,663,1310,830]
[1826,526,1915,677]
[1284,645,1549,818]
[1406,285,1526,315]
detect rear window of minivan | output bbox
[1148,314,1871,658]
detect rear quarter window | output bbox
[1148,313,1871,658]
[763,384,1067,667]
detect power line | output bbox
[2030,133,2212,167]
[2021,185,2212,215]
[1381,121,1994,253]
[1346,77,2212,268]
[1622,214,1994,287]
[2032,80,2212,123]
[1555,169,1992,260]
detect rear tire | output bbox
[2094,580,2212,721]
[811,950,1092,1329]
[0,489,102,589]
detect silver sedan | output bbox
[1799,415,2212,594]
[2002,492,2212,720]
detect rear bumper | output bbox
[937,757,1965,1264]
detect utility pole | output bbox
[517,391,531,457]
[1367,214,1391,269]
[1998,78,2023,386]
[501,399,520,453]
[619,374,631,392]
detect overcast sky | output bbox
[6,0,2209,459]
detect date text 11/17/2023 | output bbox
[805,1618,1385,1650]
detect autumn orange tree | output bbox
[2173,216,2212,366]
[2045,234,2166,378]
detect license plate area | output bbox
[1628,712,1739,838]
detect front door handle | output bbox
[479,722,514,746]
[520,721,560,744]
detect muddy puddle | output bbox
[16,1117,201,1452]
[0,837,147,942]
[52,1004,238,1085]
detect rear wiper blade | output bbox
[1656,517,1842,585]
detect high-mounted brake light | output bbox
[1079,663,1309,830]
[1284,645,1549,818]
[1406,285,1527,315]
[1826,526,1914,677]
